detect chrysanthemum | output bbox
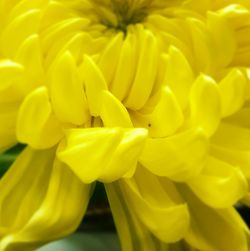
[1,0,250,250]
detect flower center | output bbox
[91,0,154,32]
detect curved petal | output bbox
[50,51,89,125]
[98,32,123,85]
[110,32,137,101]
[81,55,107,116]
[219,69,246,117]
[0,9,41,57]
[17,86,63,149]
[140,128,209,181]
[57,127,147,183]
[0,103,18,152]
[188,156,248,208]
[0,147,92,251]
[163,46,194,109]
[121,166,190,242]
[189,74,221,136]
[105,182,163,251]
[207,12,236,68]
[100,90,133,127]
[178,185,249,251]
[124,28,158,110]
[0,59,23,91]
[131,86,184,137]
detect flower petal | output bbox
[100,90,133,127]
[57,127,147,183]
[81,55,107,116]
[110,32,136,101]
[98,32,123,85]
[207,12,236,68]
[14,34,44,94]
[0,60,23,91]
[0,147,92,250]
[0,103,18,152]
[50,51,89,125]
[164,46,194,109]
[140,128,209,181]
[219,69,246,117]
[178,185,249,251]
[189,74,221,136]
[0,9,41,57]
[105,182,160,251]
[121,167,190,242]
[131,86,184,137]
[188,156,248,208]
[17,86,63,149]
[124,28,158,110]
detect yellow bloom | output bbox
[0,0,250,250]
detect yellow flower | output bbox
[0,0,250,250]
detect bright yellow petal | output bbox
[100,90,133,127]
[140,128,209,181]
[57,127,147,183]
[110,32,136,101]
[0,9,41,57]
[131,86,184,137]
[0,147,92,251]
[219,69,246,117]
[207,11,236,68]
[124,28,158,110]
[105,182,162,251]
[163,46,194,109]
[98,32,124,85]
[189,74,221,136]
[0,59,23,91]
[178,185,249,251]
[17,86,63,149]
[81,54,107,116]
[188,156,248,208]
[0,103,18,152]
[50,50,89,125]
[14,34,44,94]
[121,166,189,242]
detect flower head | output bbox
[1,0,250,250]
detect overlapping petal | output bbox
[0,0,250,250]
[0,147,92,251]
[57,127,147,183]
